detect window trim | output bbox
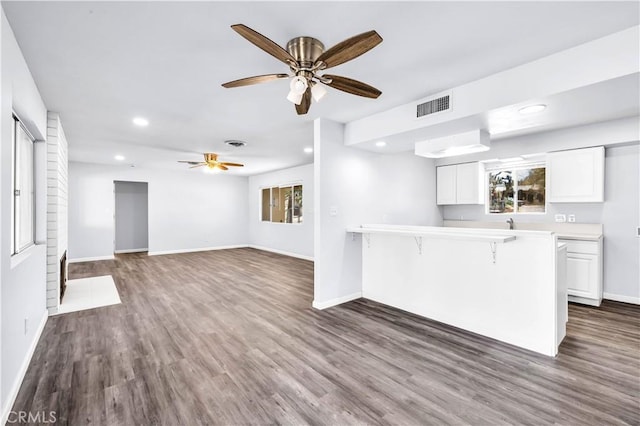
[11,113,36,255]
[259,182,303,225]
[485,164,547,215]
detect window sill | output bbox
[260,221,304,226]
[485,212,547,216]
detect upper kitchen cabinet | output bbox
[437,162,484,205]
[436,165,457,205]
[547,146,605,203]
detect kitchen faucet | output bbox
[507,217,514,230]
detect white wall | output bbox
[1,9,48,422]
[442,122,640,301]
[248,164,313,260]
[313,118,442,308]
[69,162,249,260]
[114,181,149,252]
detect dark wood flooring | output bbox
[10,248,640,425]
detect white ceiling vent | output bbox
[416,93,451,118]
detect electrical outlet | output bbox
[568,214,576,223]
[554,214,566,223]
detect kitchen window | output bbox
[11,115,36,254]
[487,166,546,214]
[261,184,303,223]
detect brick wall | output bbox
[46,112,68,314]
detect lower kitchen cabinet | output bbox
[560,238,603,306]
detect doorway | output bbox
[114,181,149,254]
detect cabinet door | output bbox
[436,165,457,205]
[548,146,604,202]
[566,253,599,299]
[456,162,484,204]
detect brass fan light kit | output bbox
[178,153,244,171]
[222,24,383,115]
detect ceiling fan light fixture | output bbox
[287,90,304,105]
[311,82,327,102]
[290,76,308,95]
[222,24,383,115]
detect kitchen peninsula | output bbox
[346,224,567,356]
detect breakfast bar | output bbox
[347,224,567,356]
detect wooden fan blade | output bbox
[315,30,382,70]
[219,162,244,167]
[222,74,289,88]
[217,164,229,171]
[178,161,203,165]
[295,87,312,115]
[189,164,207,169]
[324,75,381,99]
[231,24,296,66]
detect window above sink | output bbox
[483,155,547,215]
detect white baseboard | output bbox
[603,292,640,305]
[248,245,314,261]
[114,248,148,254]
[312,292,362,310]
[1,309,48,425]
[68,255,114,263]
[148,244,248,256]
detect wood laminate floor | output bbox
[10,248,640,425]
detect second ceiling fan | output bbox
[222,24,383,115]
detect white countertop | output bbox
[443,220,603,242]
[347,225,517,244]
[556,233,603,241]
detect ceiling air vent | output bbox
[416,95,450,118]
[224,140,246,148]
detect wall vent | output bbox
[416,95,450,118]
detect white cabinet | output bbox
[548,146,605,202]
[559,238,603,306]
[456,162,484,204]
[436,165,457,205]
[436,162,484,205]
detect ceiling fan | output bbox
[222,24,383,115]
[178,153,244,171]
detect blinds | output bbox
[14,118,35,253]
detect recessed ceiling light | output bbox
[518,104,546,115]
[132,117,149,126]
[115,155,125,161]
[375,141,386,147]
[304,147,313,154]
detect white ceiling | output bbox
[3,1,639,175]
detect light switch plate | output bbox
[329,206,338,217]
[554,214,566,223]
